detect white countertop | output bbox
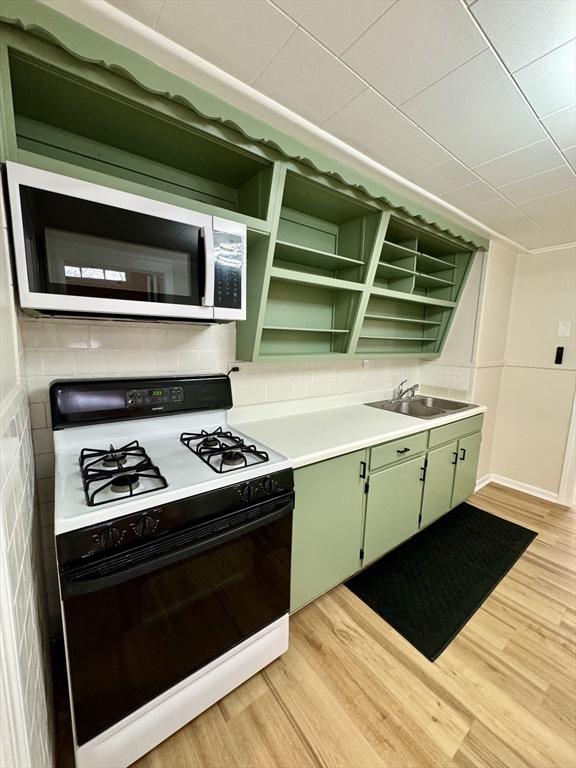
[232,393,486,469]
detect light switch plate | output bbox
[557,321,571,337]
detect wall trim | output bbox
[528,242,576,255]
[475,474,561,504]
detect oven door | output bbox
[59,495,292,746]
[6,162,215,320]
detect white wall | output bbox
[0,190,53,767]
[491,246,576,496]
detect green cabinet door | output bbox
[451,431,482,507]
[291,451,365,612]
[420,440,458,529]
[363,455,424,565]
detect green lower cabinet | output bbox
[451,431,482,507]
[290,450,365,612]
[363,455,425,565]
[420,440,458,528]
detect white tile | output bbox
[470,0,576,72]
[156,0,296,84]
[473,139,566,186]
[104,351,132,373]
[179,350,201,370]
[24,350,43,376]
[75,351,106,375]
[89,324,118,350]
[324,87,407,144]
[35,453,54,481]
[254,28,365,124]
[32,429,53,456]
[29,403,46,431]
[411,159,479,196]
[107,0,163,27]
[21,322,57,349]
[42,351,76,375]
[155,350,180,371]
[564,145,576,171]
[129,351,157,373]
[114,326,146,350]
[514,39,576,118]
[402,50,545,166]
[274,0,393,55]
[498,165,575,204]
[442,180,501,209]
[56,324,90,350]
[370,121,451,178]
[543,106,576,151]
[342,0,486,106]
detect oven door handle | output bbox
[61,497,293,599]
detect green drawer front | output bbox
[429,413,484,449]
[370,431,428,471]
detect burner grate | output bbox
[180,428,269,474]
[79,440,167,506]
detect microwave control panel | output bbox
[125,387,184,408]
[213,228,244,309]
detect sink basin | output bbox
[366,395,477,420]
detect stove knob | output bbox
[262,476,274,495]
[134,514,156,538]
[99,526,121,549]
[240,483,252,502]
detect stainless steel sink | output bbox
[366,395,477,420]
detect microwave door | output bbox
[6,162,216,321]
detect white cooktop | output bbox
[53,409,290,535]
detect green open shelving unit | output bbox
[0,19,481,364]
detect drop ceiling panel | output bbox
[108,0,162,26]
[442,180,501,210]
[402,50,546,166]
[466,196,530,229]
[564,146,576,171]
[473,140,566,187]
[470,0,576,73]
[273,0,393,55]
[514,39,576,118]
[498,165,575,204]
[368,121,451,177]
[254,28,365,124]
[411,159,479,196]
[543,106,576,150]
[323,88,415,152]
[155,0,296,84]
[341,0,486,106]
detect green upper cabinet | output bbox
[0,19,481,358]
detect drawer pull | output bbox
[452,451,458,465]
[397,447,410,455]
[459,448,467,461]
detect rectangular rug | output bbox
[345,503,537,660]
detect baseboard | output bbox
[475,473,559,503]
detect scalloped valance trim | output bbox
[1,1,488,250]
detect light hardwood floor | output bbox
[133,483,575,768]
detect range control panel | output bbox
[125,386,184,408]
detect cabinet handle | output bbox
[420,465,427,482]
[459,448,467,461]
[360,461,367,479]
[397,447,410,455]
[452,451,458,465]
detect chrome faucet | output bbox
[395,379,420,400]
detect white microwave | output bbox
[5,162,246,322]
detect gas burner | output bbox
[80,441,148,474]
[102,451,127,468]
[180,428,269,474]
[79,440,168,506]
[110,473,140,493]
[221,450,246,468]
[199,435,222,450]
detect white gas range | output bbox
[51,375,294,768]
